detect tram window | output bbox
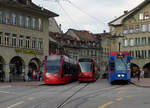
[109,61,115,71]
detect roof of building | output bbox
[0,0,58,17]
[49,32,76,41]
[67,29,98,42]
[108,0,150,26]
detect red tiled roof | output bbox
[69,29,97,42]
[49,32,76,41]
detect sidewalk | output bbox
[0,81,44,86]
[131,78,150,88]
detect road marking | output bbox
[116,97,123,101]
[7,101,24,108]
[0,91,10,94]
[98,101,114,108]
[0,85,12,89]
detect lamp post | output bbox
[119,42,121,52]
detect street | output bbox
[0,79,150,108]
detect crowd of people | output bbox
[27,69,43,81]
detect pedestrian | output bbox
[141,69,145,79]
[137,69,141,81]
[27,70,32,81]
[0,69,2,81]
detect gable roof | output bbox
[109,0,150,26]
[68,29,97,42]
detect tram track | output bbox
[56,84,127,108]
[56,83,89,108]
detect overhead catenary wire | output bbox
[55,0,81,30]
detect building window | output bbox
[5,33,9,46]
[148,50,150,58]
[0,32,2,45]
[130,51,134,58]
[123,39,128,47]
[141,50,147,58]
[139,13,144,20]
[123,26,128,34]
[32,37,36,49]
[144,11,149,20]
[129,38,134,46]
[26,37,30,48]
[32,18,36,29]
[129,25,134,33]
[19,35,24,48]
[141,37,146,45]
[135,38,141,46]
[38,38,43,49]
[0,11,2,23]
[38,18,42,30]
[5,12,10,24]
[12,13,17,25]
[135,25,140,33]
[19,15,23,26]
[26,16,30,28]
[141,24,146,32]
[12,34,17,47]
[148,37,150,45]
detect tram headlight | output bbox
[46,73,50,78]
[117,74,121,77]
[122,74,125,77]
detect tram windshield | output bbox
[115,59,127,71]
[79,62,92,72]
[46,60,61,74]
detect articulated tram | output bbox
[108,52,132,84]
[44,55,79,84]
[78,58,100,82]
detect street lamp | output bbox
[119,42,121,52]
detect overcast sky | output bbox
[32,0,144,33]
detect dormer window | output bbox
[26,0,31,5]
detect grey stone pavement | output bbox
[0,78,150,87]
[131,78,150,87]
[0,81,44,86]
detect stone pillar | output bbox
[25,65,29,81]
[4,64,10,82]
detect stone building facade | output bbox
[109,0,150,76]
[49,29,102,75]
[0,0,58,81]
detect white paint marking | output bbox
[0,91,10,94]
[7,101,24,108]
[0,85,12,89]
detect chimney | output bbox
[103,30,106,34]
[124,10,128,14]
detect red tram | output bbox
[78,58,100,82]
[44,55,79,84]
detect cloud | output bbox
[32,0,145,33]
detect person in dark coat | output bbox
[137,69,141,81]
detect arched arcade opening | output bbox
[28,58,41,80]
[9,56,25,81]
[143,62,150,78]
[130,63,140,78]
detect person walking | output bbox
[141,69,145,79]
[0,69,2,82]
[27,70,32,81]
[137,69,141,81]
